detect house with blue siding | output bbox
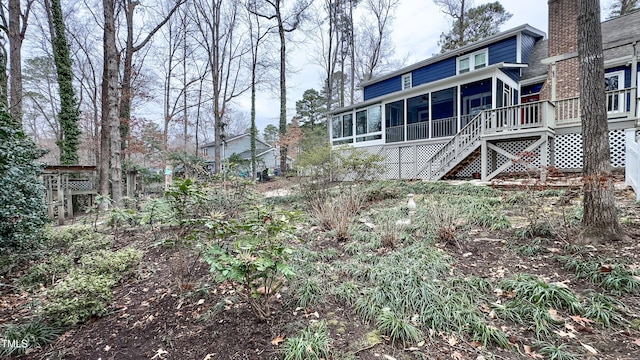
[328,0,640,190]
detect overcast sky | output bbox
[239,0,619,134]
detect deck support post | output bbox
[57,172,65,226]
[540,133,548,183]
[481,140,488,180]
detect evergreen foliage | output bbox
[0,114,48,252]
[51,0,80,164]
[435,0,512,53]
[295,89,326,130]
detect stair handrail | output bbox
[416,112,484,179]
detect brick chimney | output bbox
[540,0,580,101]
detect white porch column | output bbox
[456,85,461,132]
[631,42,637,121]
[428,93,433,139]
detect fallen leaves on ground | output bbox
[523,344,543,359]
[569,315,594,326]
[580,341,598,355]
[150,348,168,359]
[271,335,285,346]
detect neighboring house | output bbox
[200,133,281,175]
[328,0,640,190]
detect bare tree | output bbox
[101,0,122,206]
[158,7,207,158]
[3,0,34,125]
[578,0,629,242]
[119,0,185,153]
[245,2,275,177]
[311,0,357,111]
[192,0,250,173]
[68,10,103,166]
[248,0,311,173]
[355,0,400,84]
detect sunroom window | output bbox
[457,49,488,74]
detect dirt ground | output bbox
[5,177,640,360]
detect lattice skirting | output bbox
[357,128,628,180]
[385,143,445,179]
[555,129,626,169]
[455,139,541,177]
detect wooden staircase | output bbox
[416,113,483,180]
[443,147,481,179]
[416,100,554,181]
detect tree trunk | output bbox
[8,0,24,126]
[212,2,222,174]
[278,3,288,173]
[103,0,122,206]
[578,0,628,243]
[251,61,257,177]
[119,0,135,155]
[0,38,8,109]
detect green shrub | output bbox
[0,122,48,252]
[67,232,114,258]
[43,224,94,249]
[585,292,629,327]
[282,321,332,360]
[557,255,640,294]
[0,319,61,356]
[205,207,298,320]
[376,308,423,346]
[500,274,583,314]
[79,247,142,281]
[296,280,324,308]
[363,181,402,202]
[43,272,115,326]
[18,255,73,289]
[535,341,578,360]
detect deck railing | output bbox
[386,117,464,143]
[484,101,552,133]
[413,100,553,180]
[555,88,634,126]
[432,116,457,138]
[385,125,404,143]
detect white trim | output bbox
[457,48,488,74]
[605,70,625,90]
[516,33,522,63]
[520,75,547,86]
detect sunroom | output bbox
[330,62,528,148]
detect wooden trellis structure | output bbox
[43,165,98,224]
